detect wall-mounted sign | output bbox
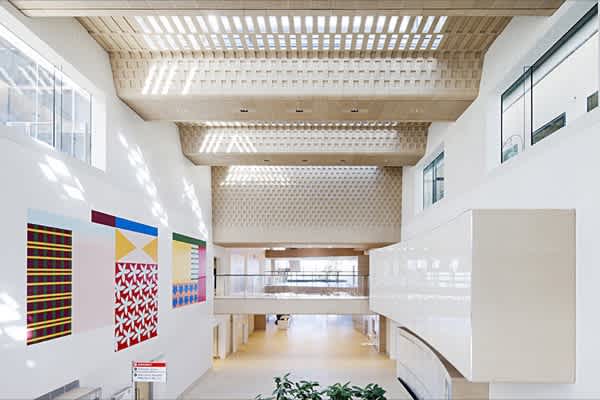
[132,361,167,383]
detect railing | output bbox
[215,272,369,298]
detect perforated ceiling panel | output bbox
[112,55,483,97]
[212,166,402,245]
[179,121,428,166]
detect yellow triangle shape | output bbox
[115,229,136,261]
[143,238,158,263]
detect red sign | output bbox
[133,362,166,368]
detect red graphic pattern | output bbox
[114,262,158,351]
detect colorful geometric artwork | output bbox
[92,210,158,352]
[26,223,72,345]
[172,232,206,308]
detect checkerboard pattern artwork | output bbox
[26,223,72,345]
[172,233,207,308]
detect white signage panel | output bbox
[132,361,167,383]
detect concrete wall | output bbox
[212,166,402,245]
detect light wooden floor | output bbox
[183,315,410,400]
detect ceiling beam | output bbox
[11,0,565,17]
[179,122,428,166]
[265,248,366,258]
[110,53,484,123]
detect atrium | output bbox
[0,1,596,399]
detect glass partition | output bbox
[215,272,369,298]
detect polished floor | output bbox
[184,315,410,400]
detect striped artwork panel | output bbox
[26,223,72,345]
[172,232,207,308]
[190,245,200,281]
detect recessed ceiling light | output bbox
[240,108,249,113]
[295,108,304,113]
[351,108,359,113]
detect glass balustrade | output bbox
[215,272,369,298]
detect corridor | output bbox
[183,315,410,400]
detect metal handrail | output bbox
[215,273,368,277]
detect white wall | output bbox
[400,0,600,397]
[0,4,214,399]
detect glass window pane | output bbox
[35,66,54,145]
[59,74,91,162]
[502,72,531,162]
[0,32,54,146]
[532,29,598,140]
[434,154,444,203]
[423,164,434,209]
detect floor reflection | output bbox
[184,314,409,400]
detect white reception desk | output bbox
[370,209,575,383]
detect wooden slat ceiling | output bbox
[10,1,566,17]
[76,13,511,56]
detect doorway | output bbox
[213,325,219,358]
[134,382,152,400]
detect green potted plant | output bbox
[255,374,387,400]
[324,383,353,400]
[352,383,387,400]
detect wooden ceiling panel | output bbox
[72,14,511,55]
[11,1,565,17]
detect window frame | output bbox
[0,19,95,165]
[422,151,444,209]
[500,4,599,163]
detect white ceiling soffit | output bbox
[11,1,566,17]
[178,121,429,166]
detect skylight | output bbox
[282,16,290,33]
[208,15,220,32]
[305,16,313,33]
[134,15,447,52]
[245,16,254,32]
[318,16,326,33]
[364,16,374,33]
[353,16,362,33]
[269,16,279,33]
[329,16,337,33]
[341,16,349,33]
[232,16,243,33]
[172,16,186,34]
